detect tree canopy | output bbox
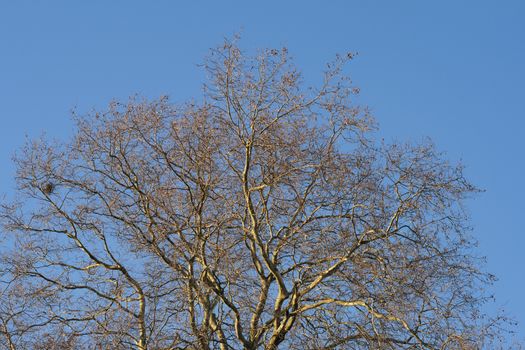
[0,40,513,349]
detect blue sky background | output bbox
[1,0,524,342]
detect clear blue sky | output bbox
[1,0,524,341]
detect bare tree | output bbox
[0,39,515,349]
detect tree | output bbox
[0,39,513,349]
